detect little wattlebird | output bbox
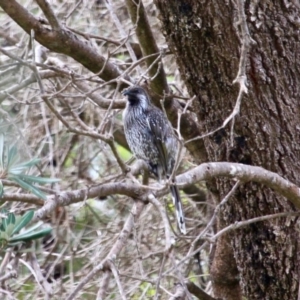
[122,86,186,234]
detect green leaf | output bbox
[0,231,9,241]
[19,221,43,235]
[15,174,60,185]
[7,212,15,225]
[5,223,15,237]
[0,134,4,170]
[0,209,8,217]
[9,227,52,243]
[5,241,21,247]
[117,145,132,161]
[167,75,175,83]
[0,211,7,232]
[0,180,3,198]
[9,176,46,200]
[2,214,8,231]
[1,212,15,234]
[11,210,34,235]
[9,158,40,174]
[6,146,18,169]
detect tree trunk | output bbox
[154,0,300,299]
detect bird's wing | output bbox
[146,115,169,175]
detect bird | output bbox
[122,86,186,234]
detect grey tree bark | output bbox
[154,0,300,299]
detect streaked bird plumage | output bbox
[122,86,186,234]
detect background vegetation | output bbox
[0,0,299,299]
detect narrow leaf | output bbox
[5,223,15,237]
[0,231,9,242]
[2,213,8,231]
[2,212,15,233]
[16,174,60,185]
[0,134,4,170]
[9,227,52,243]
[0,210,7,231]
[6,146,18,169]
[7,212,15,225]
[0,181,3,198]
[11,210,34,235]
[9,176,46,200]
[10,158,40,173]
[19,221,43,234]
[6,241,21,247]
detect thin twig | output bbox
[35,0,61,30]
[97,272,112,300]
[105,0,140,73]
[66,201,145,300]
[211,211,300,242]
[109,260,127,300]
[63,0,83,23]
[187,181,240,257]
[0,250,12,275]
[125,0,168,94]
[148,194,172,251]
[154,254,167,300]
[169,283,186,300]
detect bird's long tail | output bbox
[170,181,186,235]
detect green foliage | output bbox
[167,75,175,83]
[16,282,35,300]
[116,144,132,161]
[0,134,59,200]
[116,53,127,61]
[0,209,52,249]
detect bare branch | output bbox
[177,162,300,209]
[109,260,127,300]
[29,252,53,297]
[34,181,148,220]
[1,193,44,205]
[186,281,216,300]
[125,0,168,95]
[1,162,299,219]
[169,283,186,300]
[211,211,300,242]
[97,272,112,300]
[72,80,125,109]
[66,201,145,300]
[105,0,139,71]
[41,94,111,140]
[0,0,130,86]
[106,138,130,174]
[148,194,172,251]
[0,69,58,104]
[63,0,83,23]
[35,0,61,30]
[187,181,240,258]
[0,270,17,283]
[0,29,19,45]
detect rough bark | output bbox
[154,0,300,299]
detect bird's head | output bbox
[123,86,151,110]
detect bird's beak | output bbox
[122,89,130,96]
